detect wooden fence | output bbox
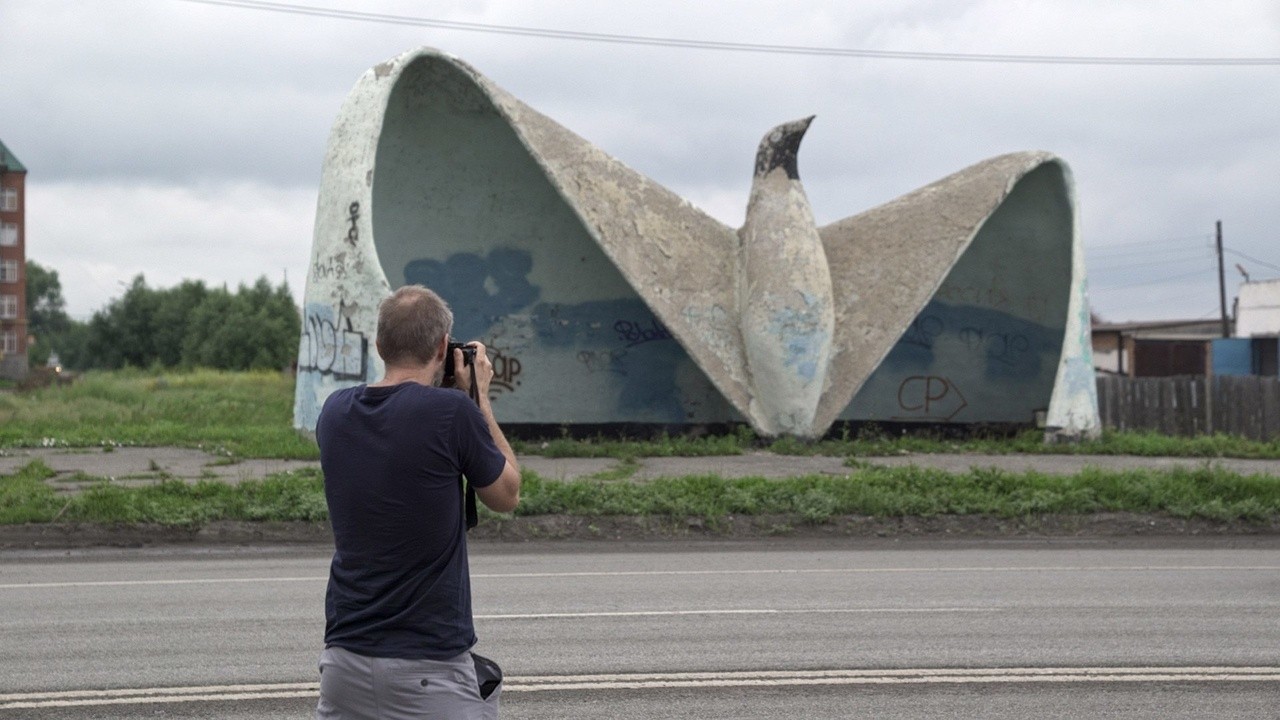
[1095,375,1280,440]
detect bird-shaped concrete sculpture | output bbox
[296,47,1099,441]
[738,116,834,436]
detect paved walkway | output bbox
[3,446,1278,492]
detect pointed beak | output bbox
[755,116,816,180]
[782,115,815,139]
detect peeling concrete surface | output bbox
[296,47,1099,442]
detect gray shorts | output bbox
[315,646,501,720]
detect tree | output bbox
[153,280,210,367]
[180,278,300,370]
[81,274,160,369]
[24,260,73,366]
[24,263,299,372]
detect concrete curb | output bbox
[3,513,1278,551]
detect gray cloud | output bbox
[3,0,1278,322]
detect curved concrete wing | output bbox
[819,155,1098,437]
[295,47,1100,440]
[295,48,745,431]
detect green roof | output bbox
[0,139,26,173]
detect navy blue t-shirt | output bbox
[315,382,507,660]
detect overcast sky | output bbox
[3,0,1278,323]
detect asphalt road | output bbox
[2,540,1278,718]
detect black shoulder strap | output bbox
[465,480,478,530]
[464,361,479,531]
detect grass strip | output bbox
[515,466,1280,523]
[5,370,1280,460]
[0,464,329,526]
[4,463,1277,527]
[821,428,1280,460]
[0,369,317,459]
[515,428,1280,460]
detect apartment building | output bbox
[0,139,27,380]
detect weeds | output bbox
[514,427,1280,460]
[498,465,1280,524]
[3,459,1277,527]
[514,430,751,459]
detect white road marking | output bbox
[505,666,1280,692]
[4,667,1278,709]
[1,565,1276,590]
[472,566,1280,579]
[477,607,1000,620]
[0,576,325,590]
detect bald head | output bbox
[376,285,454,367]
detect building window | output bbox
[0,222,16,246]
[1,188,16,212]
[0,295,17,319]
[1,331,16,354]
[0,260,17,283]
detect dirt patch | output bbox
[3,513,1277,550]
[471,513,1280,542]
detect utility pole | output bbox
[1216,220,1229,338]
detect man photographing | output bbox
[314,284,521,719]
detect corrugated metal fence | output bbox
[1095,375,1280,440]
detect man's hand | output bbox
[453,341,521,513]
[452,341,494,398]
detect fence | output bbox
[1095,375,1280,440]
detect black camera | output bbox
[443,340,476,382]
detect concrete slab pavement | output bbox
[0,447,316,491]
[2,447,1277,494]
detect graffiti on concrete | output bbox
[614,317,673,348]
[404,248,540,341]
[403,248,689,417]
[901,314,944,351]
[935,283,1052,320]
[312,253,350,281]
[300,300,368,380]
[532,298,689,418]
[296,49,1098,438]
[880,300,1055,382]
[959,326,1031,367]
[345,202,360,248]
[845,299,1061,424]
[895,375,968,421]
[486,341,523,398]
[578,348,628,376]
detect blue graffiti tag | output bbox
[403,248,541,340]
[403,250,690,421]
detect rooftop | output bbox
[0,139,26,173]
[1092,318,1227,340]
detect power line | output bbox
[1086,234,1212,252]
[177,0,1280,67]
[1091,267,1212,292]
[1090,244,1212,262]
[1224,247,1280,274]
[1091,253,1214,274]
[1088,245,1212,262]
